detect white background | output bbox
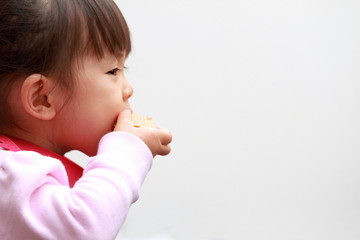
[69,0,360,239]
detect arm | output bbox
[0,132,152,240]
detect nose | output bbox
[123,78,133,100]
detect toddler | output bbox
[0,0,172,239]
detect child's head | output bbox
[0,0,131,132]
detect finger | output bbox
[158,129,173,145]
[156,144,172,157]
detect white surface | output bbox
[69,0,360,239]
[116,233,176,240]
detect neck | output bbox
[1,127,68,155]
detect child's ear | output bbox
[21,74,57,120]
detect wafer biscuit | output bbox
[131,112,156,128]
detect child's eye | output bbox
[107,68,121,75]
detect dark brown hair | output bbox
[0,0,131,130]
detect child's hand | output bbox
[113,110,172,157]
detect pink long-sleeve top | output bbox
[0,132,153,240]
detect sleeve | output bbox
[0,132,153,240]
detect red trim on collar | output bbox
[0,135,83,187]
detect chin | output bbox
[77,127,112,156]
[81,146,98,157]
[78,138,101,157]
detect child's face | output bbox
[55,51,133,156]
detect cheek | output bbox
[67,81,124,128]
[91,96,123,125]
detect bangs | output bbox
[51,0,131,63]
[43,0,131,83]
[79,0,132,58]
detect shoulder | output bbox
[0,149,68,188]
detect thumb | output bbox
[114,109,132,131]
